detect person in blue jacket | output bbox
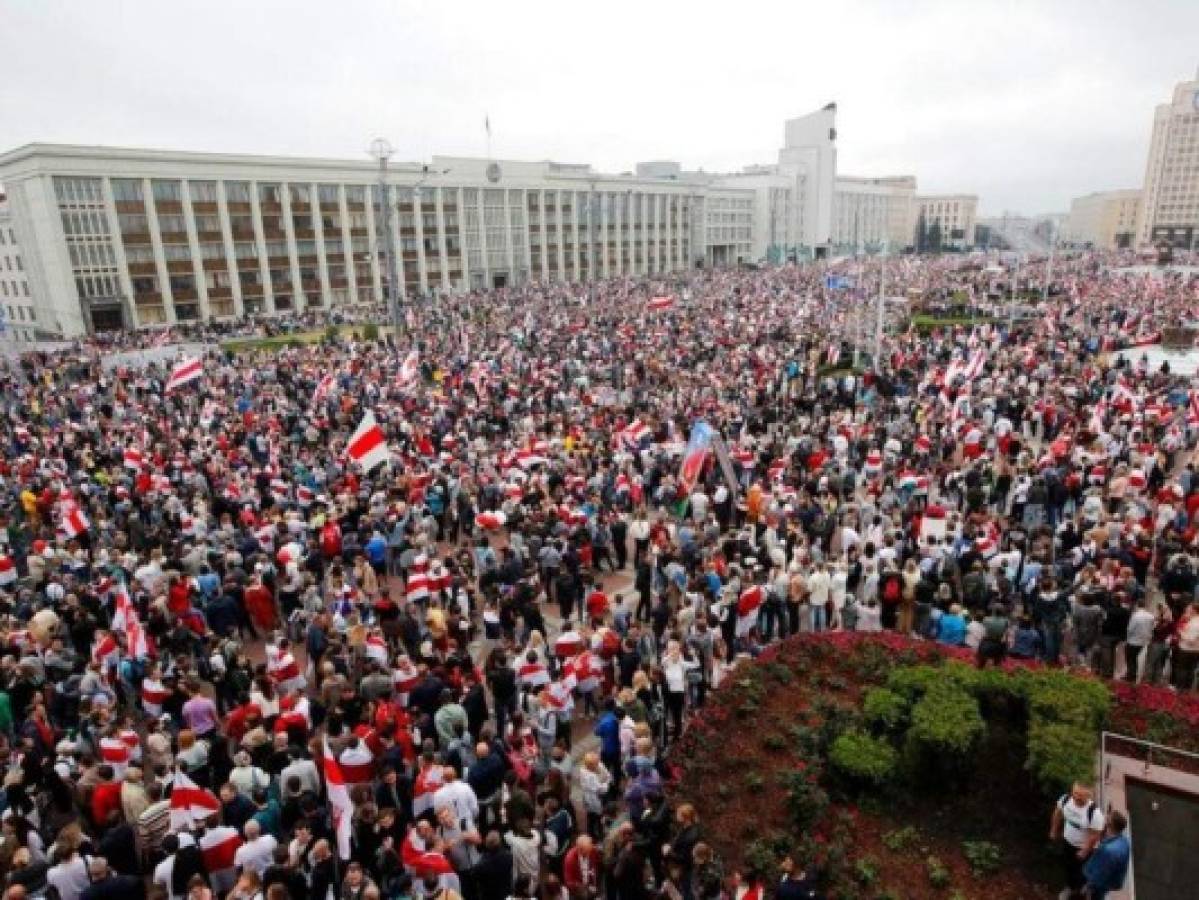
[1083,809,1130,900]
[593,698,622,788]
[936,603,967,646]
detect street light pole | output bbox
[874,240,887,370]
[1042,220,1055,304]
[369,138,403,341]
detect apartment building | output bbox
[0,197,39,342]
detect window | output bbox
[157,215,186,234]
[225,182,251,203]
[190,181,218,203]
[132,276,158,295]
[195,214,221,234]
[234,242,258,260]
[266,241,289,258]
[345,186,365,204]
[318,184,339,204]
[111,179,144,203]
[289,184,310,205]
[229,215,255,237]
[200,242,225,260]
[125,245,155,264]
[119,214,148,234]
[163,244,191,262]
[152,180,182,203]
[259,183,281,205]
[169,274,195,292]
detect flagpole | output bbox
[874,240,887,371]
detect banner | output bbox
[679,421,714,495]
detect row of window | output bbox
[0,280,30,298]
[0,227,17,246]
[3,304,35,322]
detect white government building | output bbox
[0,106,975,337]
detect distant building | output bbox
[832,176,917,254]
[0,196,40,342]
[913,194,978,251]
[1137,67,1199,249]
[1066,189,1141,249]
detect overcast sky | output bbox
[1,0,1196,216]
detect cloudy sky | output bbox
[2,0,1196,215]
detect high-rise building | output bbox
[1137,68,1199,249]
[1066,189,1141,249]
[0,197,40,342]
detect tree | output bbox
[927,220,943,254]
[915,212,928,254]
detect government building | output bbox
[0,107,974,337]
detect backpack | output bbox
[1057,795,1099,832]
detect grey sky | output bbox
[1,0,1196,216]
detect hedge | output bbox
[830,730,899,784]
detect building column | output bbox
[310,182,331,310]
[504,190,517,283]
[411,187,428,295]
[142,178,176,324]
[364,184,383,304]
[179,181,211,321]
[477,190,490,287]
[215,181,245,317]
[252,182,278,315]
[101,178,138,328]
[338,185,358,307]
[434,186,451,292]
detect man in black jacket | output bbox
[263,844,309,900]
[468,831,513,900]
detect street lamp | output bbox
[369,137,404,341]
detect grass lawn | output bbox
[221,323,381,352]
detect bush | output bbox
[362,322,380,341]
[908,685,985,757]
[886,664,944,700]
[926,855,951,889]
[780,769,830,831]
[829,730,899,785]
[1025,721,1096,792]
[1025,670,1111,730]
[961,840,1002,876]
[323,324,339,341]
[762,732,788,753]
[863,688,910,731]
[853,856,879,887]
[881,826,920,852]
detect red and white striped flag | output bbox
[736,585,764,637]
[1187,391,1199,427]
[123,448,144,470]
[313,373,334,405]
[165,356,204,393]
[169,769,221,831]
[648,295,675,311]
[60,502,90,539]
[345,410,390,472]
[323,737,355,860]
[151,327,173,348]
[397,350,420,387]
[0,555,15,587]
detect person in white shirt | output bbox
[280,750,321,796]
[806,563,831,634]
[1124,598,1156,683]
[431,767,479,830]
[856,600,882,633]
[233,820,277,877]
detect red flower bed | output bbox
[668,632,1196,899]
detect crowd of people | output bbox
[0,248,1194,900]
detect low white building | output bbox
[1066,189,1141,249]
[832,176,917,254]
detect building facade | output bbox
[831,176,917,254]
[1066,189,1141,249]
[0,145,718,335]
[0,197,39,343]
[1137,68,1199,249]
[913,194,978,251]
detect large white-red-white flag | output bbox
[648,295,675,311]
[169,770,221,831]
[165,357,204,393]
[0,556,16,587]
[345,410,390,472]
[322,737,354,860]
[736,585,764,637]
[59,502,90,539]
[397,350,420,387]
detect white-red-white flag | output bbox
[736,585,764,637]
[322,737,354,860]
[123,448,144,470]
[60,502,90,539]
[0,556,15,587]
[648,295,675,311]
[169,770,221,831]
[165,357,204,393]
[345,410,390,472]
[397,350,420,387]
[313,373,334,405]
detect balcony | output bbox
[121,231,152,245]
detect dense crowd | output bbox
[0,249,1195,900]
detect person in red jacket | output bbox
[563,835,601,900]
[244,575,277,633]
[90,765,123,828]
[320,518,343,559]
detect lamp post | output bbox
[369,138,403,340]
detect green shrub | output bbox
[926,855,951,889]
[780,770,829,831]
[961,840,1001,876]
[323,324,339,341]
[908,685,985,757]
[1025,670,1111,730]
[886,665,944,700]
[762,732,788,753]
[853,856,880,886]
[1025,721,1096,792]
[790,724,822,757]
[830,730,899,785]
[362,322,380,341]
[881,826,920,852]
[863,688,910,731]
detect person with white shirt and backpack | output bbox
[1049,782,1104,899]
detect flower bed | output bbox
[668,632,1196,900]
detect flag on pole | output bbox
[123,448,144,470]
[397,350,420,387]
[165,357,204,392]
[736,585,764,636]
[59,502,90,539]
[322,737,353,860]
[345,410,390,472]
[313,373,334,405]
[678,421,714,495]
[169,770,221,831]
